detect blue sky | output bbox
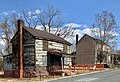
[0,0,120,49]
[1,0,120,26]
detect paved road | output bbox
[47,69,120,82]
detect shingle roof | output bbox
[24,27,72,45]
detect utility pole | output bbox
[18,19,24,79]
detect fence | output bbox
[3,64,104,78]
[48,64,104,76]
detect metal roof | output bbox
[24,27,72,45]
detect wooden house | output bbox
[75,34,114,66]
[3,20,73,77]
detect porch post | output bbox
[61,56,65,76]
[61,56,63,71]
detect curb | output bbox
[42,70,107,82]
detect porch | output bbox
[47,50,74,76]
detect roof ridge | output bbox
[24,27,72,45]
[84,34,109,46]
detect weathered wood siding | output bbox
[43,40,48,51]
[76,35,96,64]
[12,29,36,70]
[23,30,35,68]
[63,44,67,53]
[3,56,12,70]
[12,32,19,69]
[35,40,43,51]
[35,40,47,66]
[63,44,71,54]
[48,41,63,51]
[35,40,48,75]
[35,51,47,66]
[67,46,71,53]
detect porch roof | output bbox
[3,53,13,57]
[100,51,120,56]
[47,50,75,57]
[109,51,119,55]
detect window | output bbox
[64,57,71,65]
[36,55,47,66]
[42,56,47,66]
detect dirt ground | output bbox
[0,71,62,82]
[0,76,61,82]
[0,70,100,82]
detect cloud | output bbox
[35,23,91,43]
[35,23,92,48]
[64,23,81,28]
[64,27,92,51]
[27,9,42,19]
[63,23,88,30]
[83,25,87,28]
[0,39,5,45]
[0,35,6,45]
[1,11,17,16]
[35,9,42,14]
[82,28,92,35]
[65,27,93,44]
[11,11,16,13]
[28,11,32,16]
[1,12,8,15]
[91,28,119,37]
[35,25,44,30]
[28,9,42,15]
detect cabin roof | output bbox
[47,50,75,57]
[11,27,72,45]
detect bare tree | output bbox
[21,9,40,28]
[91,11,119,63]
[0,12,20,55]
[21,6,75,38]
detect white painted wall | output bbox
[35,40,47,66]
[48,41,63,51]
[67,46,71,53]
[35,40,71,66]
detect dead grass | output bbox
[0,71,62,82]
[0,70,101,82]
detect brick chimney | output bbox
[18,19,24,79]
[18,19,24,30]
[76,34,78,45]
[57,33,60,36]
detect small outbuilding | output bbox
[75,34,114,67]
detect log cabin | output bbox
[3,20,73,77]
